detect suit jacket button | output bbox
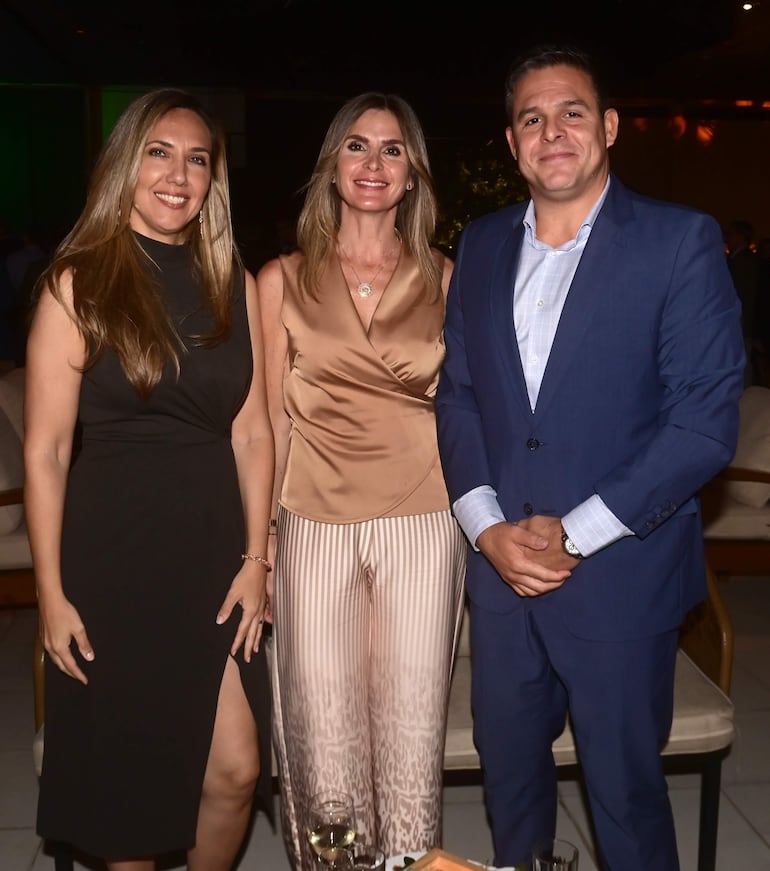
[526,438,540,450]
[523,503,534,515]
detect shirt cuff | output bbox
[452,485,507,550]
[562,493,633,557]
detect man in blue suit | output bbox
[435,44,745,871]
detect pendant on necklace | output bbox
[356,282,374,298]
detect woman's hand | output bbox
[216,562,269,661]
[39,595,94,685]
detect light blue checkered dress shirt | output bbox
[452,179,633,556]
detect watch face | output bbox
[562,531,580,557]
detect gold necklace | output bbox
[338,235,402,298]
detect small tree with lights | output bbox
[432,136,529,256]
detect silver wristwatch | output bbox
[561,526,583,559]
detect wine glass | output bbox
[350,842,386,871]
[306,789,357,869]
[532,837,579,870]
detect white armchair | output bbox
[702,385,770,579]
[0,367,35,607]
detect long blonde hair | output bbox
[295,92,442,301]
[43,88,239,397]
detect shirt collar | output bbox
[522,176,612,250]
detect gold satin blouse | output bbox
[278,247,450,523]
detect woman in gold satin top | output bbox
[257,92,467,869]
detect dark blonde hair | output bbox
[43,88,239,397]
[295,92,442,301]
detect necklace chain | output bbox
[338,235,401,298]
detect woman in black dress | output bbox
[24,89,274,870]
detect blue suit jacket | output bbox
[436,175,745,641]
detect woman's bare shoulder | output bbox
[430,248,454,295]
[256,249,303,285]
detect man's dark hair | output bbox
[504,44,610,122]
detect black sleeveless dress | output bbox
[37,233,272,859]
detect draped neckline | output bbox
[332,244,404,334]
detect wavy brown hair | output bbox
[42,88,239,397]
[295,92,442,302]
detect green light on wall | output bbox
[0,85,86,235]
[101,88,146,141]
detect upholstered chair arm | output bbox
[0,487,24,507]
[716,466,770,484]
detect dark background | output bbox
[0,0,755,99]
[1,0,769,268]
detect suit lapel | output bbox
[532,180,629,420]
[488,218,533,416]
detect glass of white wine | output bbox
[306,789,357,869]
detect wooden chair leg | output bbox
[697,753,723,871]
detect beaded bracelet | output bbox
[241,553,272,571]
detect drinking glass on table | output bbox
[350,842,386,871]
[307,789,357,869]
[532,837,579,870]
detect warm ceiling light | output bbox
[696,123,716,145]
[742,3,753,10]
[668,114,687,138]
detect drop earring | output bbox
[199,210,204,239]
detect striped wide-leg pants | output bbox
[271,507,467,870]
